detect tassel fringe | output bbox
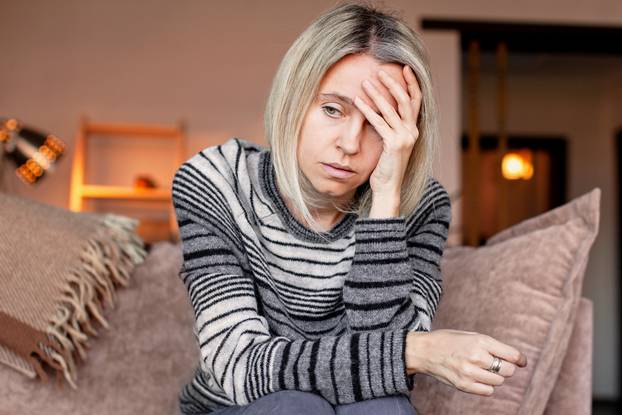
[39,213,148,389]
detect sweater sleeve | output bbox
[342,179,452,334]
[172,165,414,409]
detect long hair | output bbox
[263,0,439,241]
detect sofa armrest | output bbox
[544,297,593,415]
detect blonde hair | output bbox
[263,0,439,241]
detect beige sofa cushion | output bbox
[411,188,600,415]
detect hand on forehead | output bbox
[318,54,410,116]
[362,63,409,114]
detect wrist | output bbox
[405,331,429,375]
[369,193,400,218]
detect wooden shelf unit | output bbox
[69,117,186,242]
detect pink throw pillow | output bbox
[411,188,600,415]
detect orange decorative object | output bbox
[134,175,158,189]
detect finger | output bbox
[377,69,414,127]
[470,364,507,386]
[482,356,516,378]
[403,65,423,122]
[460,380,495,397]
[353,95,393,139]
[485,337,528,367]
[361,78,403,130]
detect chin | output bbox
[322,180,361,198]
[312,181,349,196]
[320,187,351,198]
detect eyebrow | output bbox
[318,92,354,106]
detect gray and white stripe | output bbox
[172,137,451,414]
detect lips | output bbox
[325,162,354,172]
[322,163,356,179]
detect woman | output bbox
[172,2,527,414]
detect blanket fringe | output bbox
[39,213,147,389]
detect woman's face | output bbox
[297,53,408,207]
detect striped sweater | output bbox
[171,137,451,414]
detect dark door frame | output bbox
[616,128,622,409]
[420,19,622,55]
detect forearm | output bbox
[342,216,416,331]
[346,180,450,334]
[274,329,414,402]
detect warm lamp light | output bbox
[502,150,534,180]
[0,118,66,185]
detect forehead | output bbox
[317,54,407,111]
[320,54,406,88]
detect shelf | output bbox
[80,185,171,201]
[69,117,186,243]
[84,123,182,138]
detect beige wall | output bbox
[1,0,620,399]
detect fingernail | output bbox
[378,69,387,77]
[362,79,371,88]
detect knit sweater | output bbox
[171,137,451,415]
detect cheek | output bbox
[360,143,383,176]
[368,142,383,174]
[369,140,383,161]
[296,135,317,176]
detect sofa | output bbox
[0,188,599,414]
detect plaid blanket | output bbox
[0,192,147,389]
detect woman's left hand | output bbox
[354,65,422,199]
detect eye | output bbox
[321,105,342,118]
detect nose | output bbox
[336,115,366,155]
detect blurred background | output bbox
[1,0,620,411]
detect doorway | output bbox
[460,134,567,244]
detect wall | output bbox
[1,0,620,399]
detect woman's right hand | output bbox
[405,329,528,396]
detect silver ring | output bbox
[487,357,502,373]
